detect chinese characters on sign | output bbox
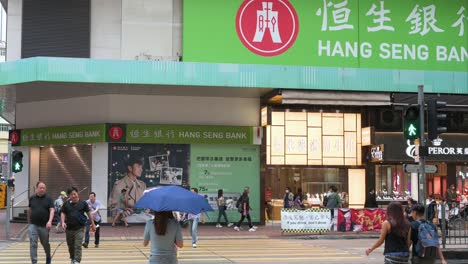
[281,209,332,231]
[316,1,466,63]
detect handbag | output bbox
[179,215,189,228]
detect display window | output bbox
[456,165,468,197]
[375,165,411,201]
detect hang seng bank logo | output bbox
[236,0,299,56]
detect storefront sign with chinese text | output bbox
[184,0,467,72]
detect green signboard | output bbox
[126,124,255,145]
[183,0,468,72]
[11,124,258,146]
[190,144,261,222]
[15,124,106,146]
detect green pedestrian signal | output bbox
[12,150,24,173]
[404,106,420,140]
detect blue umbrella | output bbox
[134,185,214,215]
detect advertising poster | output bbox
[190,144,260,223]
[107,143,190,223]
[336,208,387,232]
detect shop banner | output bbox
[10,124,260,146]
[281,208,331,232]
[10,124,106,146]
[190,144,260,222]
[107,143,191,223]
[336,208,387,232]
[183,0,468,72]
[126,124,257,145]
[375,133,468,162]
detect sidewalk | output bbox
[45,222,381,242]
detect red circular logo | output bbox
[10,131,19,145]
[236,0,299,56]
[109,126,123,140]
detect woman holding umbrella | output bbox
[143,211,183,264]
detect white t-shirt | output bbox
[437,203,449,220]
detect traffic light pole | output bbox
[5,142,11,239]
[418,85,426,206]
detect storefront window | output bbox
[265,166,348,202]
[456,165,468,196]
[375,165,411,201]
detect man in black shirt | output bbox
[60,187,96,264]
[28,181,54,264]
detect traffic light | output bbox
[427,99,447,141]
[12,150,23,173]
[403,105,420,140]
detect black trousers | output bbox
[236,213,253,228]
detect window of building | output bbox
[375,165,411,201]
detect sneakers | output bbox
[249,227,256,232]
[95,244,99,248]
[46,256,51,264]
[82,243,88,248]
[227,223,234,227]
[233,226,240,231]
[251,226,258,230]
[192,243,197,248]
[215,224,222,228]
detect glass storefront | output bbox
[456,165,468,197]
[265,166,348,202]
[375,164,411,201]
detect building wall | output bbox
[16,94,260,128]
[91,143,109,221]
[7,0,182,61]
[6,0,22,61]
[90,0,122,59]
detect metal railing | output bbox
[442,203,468,246]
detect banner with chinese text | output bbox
[281,208,332,232]
[190,144,261,223]
[126,124,257,145]
[183,0,467,72]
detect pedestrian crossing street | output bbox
[0,239,370,263]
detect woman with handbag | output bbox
[216,189,233,228]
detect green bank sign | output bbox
[183,0,468,72]
[126,124,256,145]
[10,124,259,146]
[10,124,106,146]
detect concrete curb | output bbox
[290,234,380,240]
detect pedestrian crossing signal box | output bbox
[12,150,23,173]
[404,106,420,140]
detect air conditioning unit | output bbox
[374,109,402,131]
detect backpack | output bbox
[415,220,439,258]
[326,193,339,208]
[323,195,328,207]
[236,196,243,212]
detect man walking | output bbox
[61,187,96,264]
[28,181,54,264]
[83,192,102,248]
[54,191,67,233]
[188,187,205,248]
